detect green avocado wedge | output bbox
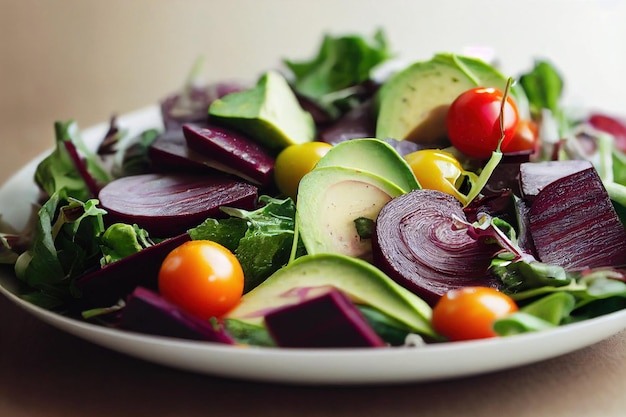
[375,53,529,145]
[225,253,436,338]
[296,165,405,260]
[314,138,420,193]
[208,70,316,152]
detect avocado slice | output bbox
[208,70,315,151]
[315,138,420,193]
[375,53,529,144]
[225,253,436,338]
[296,165,405,260]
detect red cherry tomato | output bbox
[432,286,518,341]
[446,87,519,159]
[158,240,244,320]
[501,119,539,154]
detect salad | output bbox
[1,29,626,349]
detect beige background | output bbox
[1,1,626,416]
[2,0,626,183]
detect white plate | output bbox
[1,107,625,385]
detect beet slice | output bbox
[75,233,190,309]
[119,286,235,344]
[372,189,502,306]
[520,160,592,202]
[527,166,626,269]
[183,123,275,187]
[264,288,386,348]
[98,173,258,237]
[148,128,215,173]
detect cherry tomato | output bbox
[158,240,244,320]
[501,119,539,154]
[274,142,333,200]
[432,286,518,341]
[403,149,476,203]
[446,87,519,159]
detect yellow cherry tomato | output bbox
[403,149,476,204]
[158,240,244,320]
[274,141,333,200]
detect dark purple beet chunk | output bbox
[75,233,190,309]
[372,189,502,306]
[148,128,216,174]
[264,289,385,348]
[183,124,275,187]
[520,160,593,202]
[528,166,626,269]
[98,173,258,237]
[119,287,235,344]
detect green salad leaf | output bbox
[492,259,626,335]
[284,29,392,118]
[518,60,564,117]
[14,191,107,308]
[35,120,112,201]
[189,196,305,292]
[99,223,154,266]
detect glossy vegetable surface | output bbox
[158,240,244,320]
[273,141,333,200]
[432,286,518,341]
[403,149,473,203]
[446,87,519,159]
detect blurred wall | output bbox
[1,0,625,183]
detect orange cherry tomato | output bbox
[432,286,518,341]
[501,119,539,154]
[158,240,244,320]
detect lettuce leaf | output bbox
[35,120,112,201]
[189,196,305,292]
[284,29,392,118]
[14,191,107,308]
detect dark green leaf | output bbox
[518,60,564,116]
[354,217,375,239]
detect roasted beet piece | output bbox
[119,286,235,344]
[183,124,275,187]
[75,233,190,309]
[98,173,258,237]
[148,128,215,174]
[520,160,593,202]
[372,189,502,306]
[527,165,626,269]
[264,288,386,348]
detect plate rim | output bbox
[1,106,625,385]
